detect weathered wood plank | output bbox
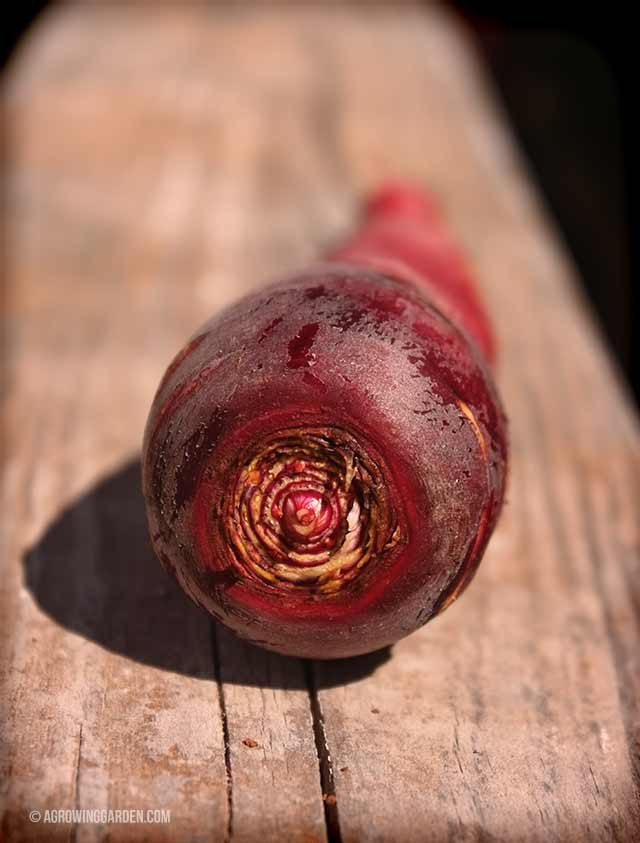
[0,5,329,842]
[1,3,638,842]
[309,7,640,842]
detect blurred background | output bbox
[3,1,635,400]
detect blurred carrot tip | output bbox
[364,181,441,221]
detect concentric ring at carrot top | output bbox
[223,427,401,594]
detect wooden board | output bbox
[1,3,639,841]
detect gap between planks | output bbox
[211,622,342,843]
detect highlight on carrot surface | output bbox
[142,183,508,659]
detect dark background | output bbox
[2,2,635,401]
[457,2,635,401]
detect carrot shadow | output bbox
[23,458,390,688]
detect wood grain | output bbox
[1,3,638,842]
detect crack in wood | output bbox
[70,721,83,843]
[211,624,234,843]
[304,660,342,843]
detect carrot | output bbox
[142,184,507,659]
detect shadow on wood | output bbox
[23,458,390,687]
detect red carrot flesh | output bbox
[142,184,507,659]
